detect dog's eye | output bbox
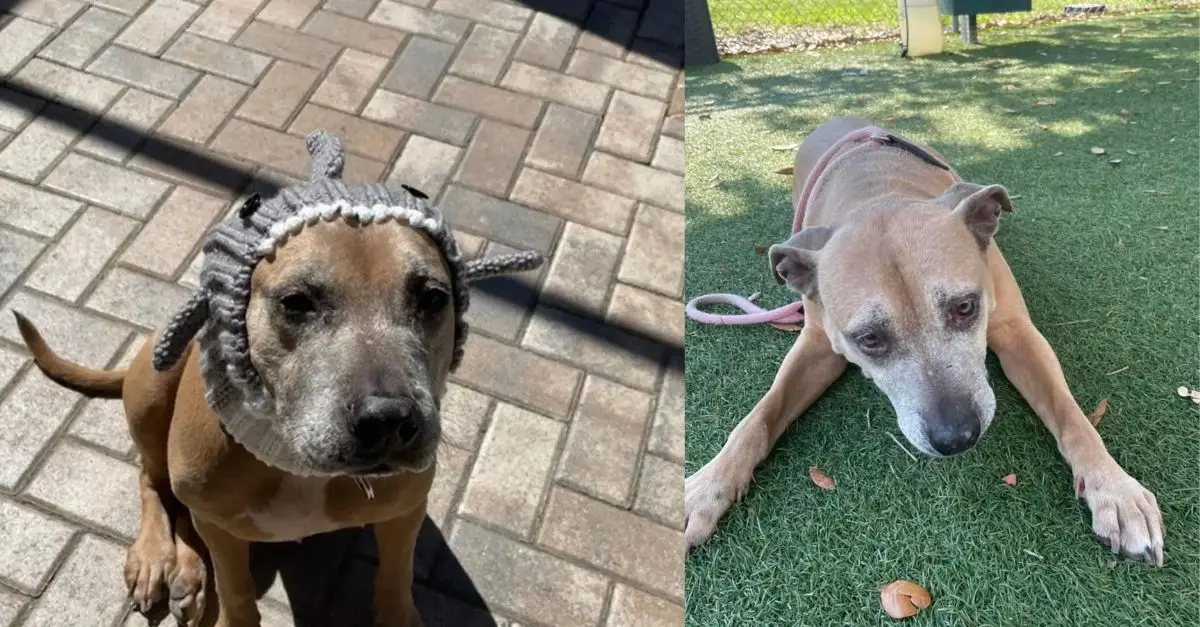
[279,293,317,319]
[953,297,977,319]
[857,333,886,354]
[417,283,450,315]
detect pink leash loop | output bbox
[685,293,804,326]
[686,127,888,329]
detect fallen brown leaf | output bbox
[1119,108,1132,117]
[754,245,769,255]
[1090,146,1106,155]
[1002,473,1017,486]
[1088,398,1109,426]
[883,115,896,122]
[770,323,804,332]
[809,465,836,490]
[880,580,932,619]
[775,165,795,175]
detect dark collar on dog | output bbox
[874,133,951,171]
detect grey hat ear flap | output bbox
[305,130,344,182]
[936,183,1013,249]
[151,290,210,371]
[769,225,834,297]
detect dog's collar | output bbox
[873,132,951,172]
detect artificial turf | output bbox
[683,12,1199,627]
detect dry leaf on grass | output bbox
[1088,398,1109,426]
[1090,146,1106,155]
[1120,108,1132,116]
[883,115,896,121]
[1002,473,1017,486]
[880,580,932,619]
[771,322,803,332]
[754,245,768,255]
[809,465,836,490]
[1179,386,1200,404]
[775,165,795,175]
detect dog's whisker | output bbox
[887,432,920,463]
[1048,318,1093,327]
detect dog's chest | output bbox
[242,476,337,541]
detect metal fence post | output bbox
[685,0,721,67]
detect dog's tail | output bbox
[12,312,125,399]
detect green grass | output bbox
[685,12,1199,627]
[707,0,1185,30]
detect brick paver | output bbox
[0,1,683,625]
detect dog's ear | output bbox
[936,182,1013,249]
[769,226,834,297]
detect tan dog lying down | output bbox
[684,116,1164,566]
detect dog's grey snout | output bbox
[925,394,981,456]
[347,395,421,448]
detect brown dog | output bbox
[684,116,1164,566]
[15,219,453,626]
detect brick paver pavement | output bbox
[0,0,684,625]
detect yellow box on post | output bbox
[898,0,944,57]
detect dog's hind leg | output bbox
[121,337,191,613]
[985,246,1164,566]
[684,322,847,551]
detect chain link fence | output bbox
[709,0,1198,54]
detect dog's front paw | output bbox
[125,533,176,613]
[1075,463,1164,566]
[167,539,208,627]
[685,461,751,552]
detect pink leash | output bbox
[685,127,888,329]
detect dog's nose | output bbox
[926,395,981,456]
[348,395,420,447]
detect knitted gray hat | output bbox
[150,131,543,473]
